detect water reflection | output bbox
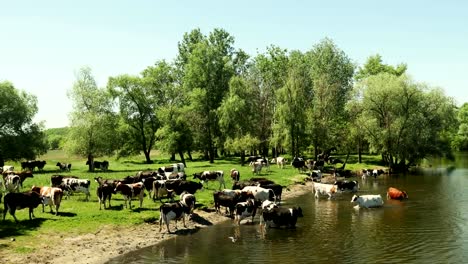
[109,167,468,264]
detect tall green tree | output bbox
[182,28,237,163]
[107,61,173,164]
[0,81,47,165]
[307,38,355,158]
[275,50,312,157]
[355,54,407,80]
[358,73,455,172]
[452,103,468,150]
[66,67,118,171]
[250,45,289,157]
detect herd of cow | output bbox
[1,156,408,236]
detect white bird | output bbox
[228,236,237,243]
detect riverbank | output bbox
[1,181,315,264]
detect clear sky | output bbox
[1,0,467,128]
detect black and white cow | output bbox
[193,171,225,190]
[262,206,303,228]
[86,160,109,171]
[56,162,72,172]
[159,201,190,233]
[158,163,185,177]
[55,177,91,201]
[234,199,256,225]
[291,157,306,172]
[334,180,359,192]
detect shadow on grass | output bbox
[0,217,47,239]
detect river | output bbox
[108,165,468,264]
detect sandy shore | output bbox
[1,181,315,264]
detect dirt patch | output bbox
[0,182,314,264]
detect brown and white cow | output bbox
[31,186,64,215]
[230,169,240,182]
[2,191,44,222]
[114,182,145,209]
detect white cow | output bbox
[271,157,287,169]
[351,194,384,208]
[4,175,21,193]
[242,186,275,203]
[313,182,339,199]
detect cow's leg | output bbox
[29,207,34,220]
[182,213,186,228]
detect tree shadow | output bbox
[0,217,47,239]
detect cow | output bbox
[334,180,359,193]
[213,190,251,217]
[4,175,21,193]
[262,206,303,229]
[3,191,44,222]
[157,163,185,177]
[241,186,275,203]
[159,201,190,233]
[291,157,306,172]
[114,182,145,209]
[386,187,408,200]
[1,165,14,173]
[50,175,78,187]
[313,182,339,199]
[246,155,263,164]
[372,169,385,178]
[230,169,240,182]
[56,162,72,172]
[56,177,91,201]
[193,171,225,190]
[31,186,64,215]
[271,157,287,169]
[249,161,263,175]
[351,194,384,208]
[94,177,118,210]
[21,160,46,171]
[152,180,172,201]
[260,183,283,203]
[180,191,196,215]
[234,199,256,225]
[169,180,203,196]
[361,169,372,179]
[86,160,109,171]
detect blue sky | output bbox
[1,0,467,128]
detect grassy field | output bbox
[0,150,383,254]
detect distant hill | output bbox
[45,127,69,150]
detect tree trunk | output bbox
[87,154,94,172]
[178,151,186,167]
[144,150,152,164]
[240,150,246,166]
[170,153,176,161]
[358,138,362,163]
[187,151,193,161]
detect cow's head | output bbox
[402,191,409,199]
[351,195,359,203]
[294,207,304,218]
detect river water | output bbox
[108,165,468,264]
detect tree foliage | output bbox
[0,81,47,164]
[66,67,118,170]
[452,103,468,150]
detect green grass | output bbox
[0,150,380,254]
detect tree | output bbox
[355,54,407,80]
[275,50,312,157]
[358,73,456,172]
[0,81,48,165]
[307,38,355,158]
[66,67,118,171]
[182,28,237,163]
[452,103,468,150]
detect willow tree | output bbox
[358,73,456,172]
[0,81,47,165]
[66,67,118,171]
[307,38,355,158]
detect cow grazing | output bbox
[351,194,384,208]
[230,169,240,182]
[262,206,303,229]
[334,180,359,193]
[31,186,64,215]
[21,160,46,171]
[3,191,44,222]
[86,160,109,171]
[271,157,287,169]
[313,182,339,199]
[94,177,118,210]
[386,187,408,200]
[114,182,145,209]
[235,199,256,225]
[56,162,72,172]
[159,201,190,233]
[249,161,263,175]
[193,171,225,190]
